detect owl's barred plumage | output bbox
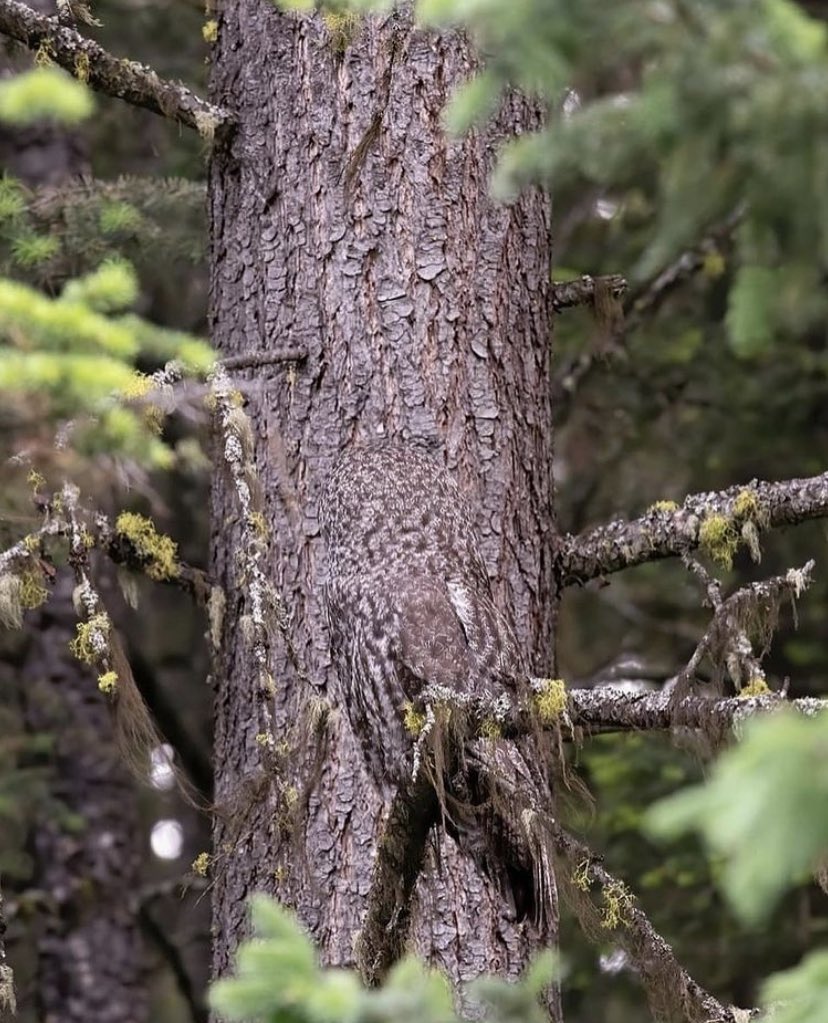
[321,442,556,928]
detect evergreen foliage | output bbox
[210,895,557,1023]
[0,66,94,125]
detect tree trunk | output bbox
[208,1,557,1008]
[17,580,147,1023]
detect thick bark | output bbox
[208,0,557,1009]
[19,579,147,1023]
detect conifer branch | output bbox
[0,0,232,137]
[559,471,828,582]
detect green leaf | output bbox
[646,711,828,924]
[761,949,828,1023]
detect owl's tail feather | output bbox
[441,738,559,934]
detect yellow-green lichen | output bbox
[479,717,502,740]
[739,676,771,698]
[403,701,426,736]
[601,879,634,929]
[322,10,358,52]
[191,852,211,877]
[120,371,154,401]
[19,568,48,609]
[255,732,270,747]
[533,678,568,724]
[702,249,726,279]
[249,511,269,540]
[732,488,763,522]
[115,511,180,581]
[27,469,46,492]
[97,670,118,694]
[70,612,110,664]
[74,51,90,84]
[142,404,165,436]
[572,858,592,892]
[34,38,55,67]
[22,533,41,553]
[648,500,679,514]
[202,19,218,43]
[698,513,738,570]
[283,786,299,811]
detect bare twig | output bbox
[672,562,813,692]
[554,210,741,410]
[551,273,627,311]
[560,472,828,582]
[0,0,232,137]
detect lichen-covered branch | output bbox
[552,823,757,1022]
[0,0,232,137]
[560,471,828,582]
[673,560,813,693]
[355,776,441,987]
[566,687,825,735]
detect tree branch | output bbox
[559,471,828,582]
[355,776,441,987]
[553,209,741,412]
[551,273,628,312]
[566,687,825,735]
[552,822,758,1022]
[0,0,233,137]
